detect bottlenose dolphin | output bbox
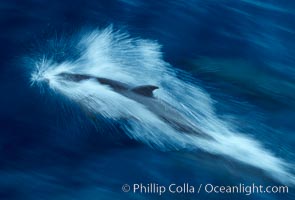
[57,72,212,139]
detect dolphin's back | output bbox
[93,77,210,138]
[95,77,129,91]
[59,72,210,138]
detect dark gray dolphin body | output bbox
[58,72,212,139]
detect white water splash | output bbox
[30,26,294,185]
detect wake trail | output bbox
[29,26,294,185]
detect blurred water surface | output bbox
[0,0,294,199]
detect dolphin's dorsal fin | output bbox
[131,85,159,97]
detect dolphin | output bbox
[56,72,212,139]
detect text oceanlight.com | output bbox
[121,183,289,195]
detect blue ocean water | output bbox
[0,0,294,199]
